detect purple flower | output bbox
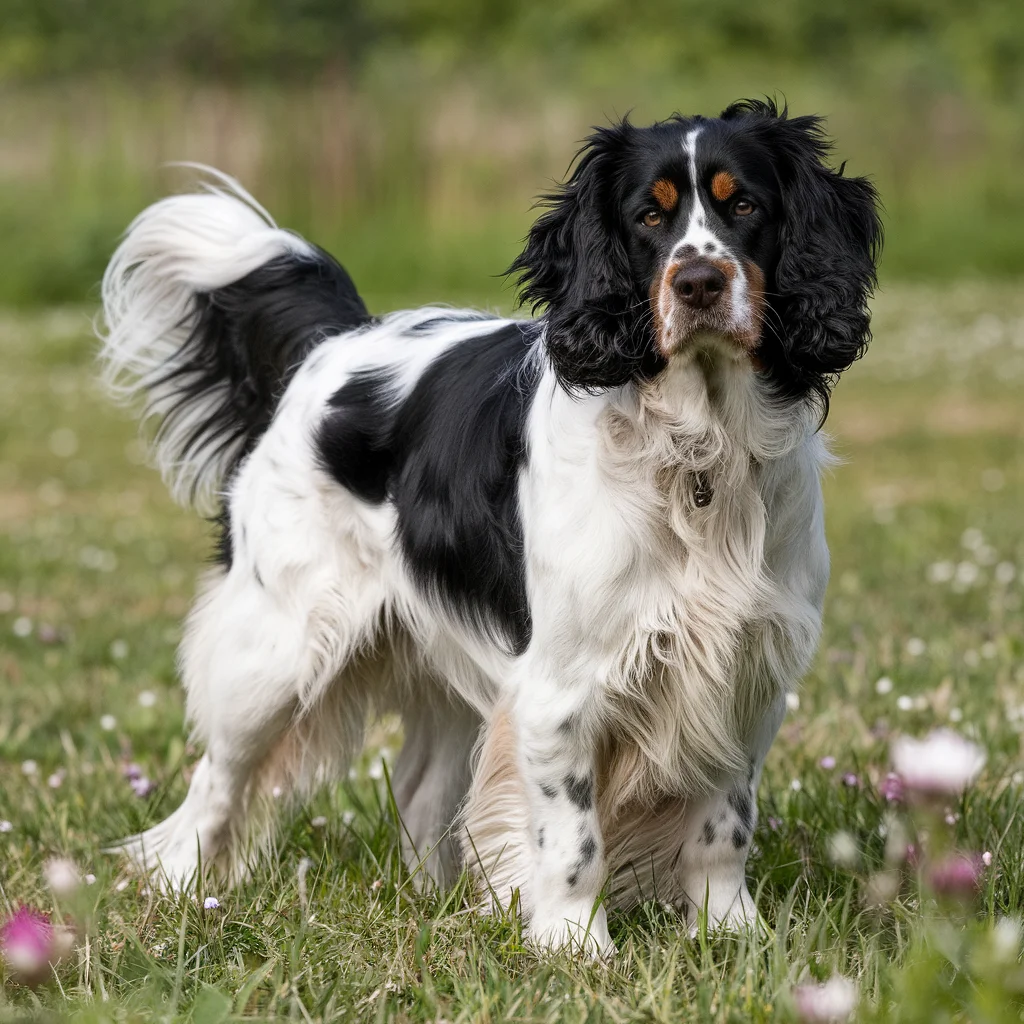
[203,896,220,910]
[879,773,904,803]
[1,907,72,987]
[928,853,985,897]
[841,773,860,788]
[819,756,836,770]
[122,762,143,781]
[130,776,156,798]
[766,816,783,831]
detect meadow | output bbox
[0,275,1023,1020]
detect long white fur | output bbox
[99,168,315,513]
[100,169,831,956]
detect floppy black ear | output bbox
[726,100,883,406]
[509,122,654,390]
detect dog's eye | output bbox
[642,210,662,228]
[732,199,755,216]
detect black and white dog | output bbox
[100,99,880,954]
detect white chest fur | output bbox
[520,345,830,807]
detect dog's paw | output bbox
[527,901,616,959]
[685,883,764,938]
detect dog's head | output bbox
[510,99,882,408]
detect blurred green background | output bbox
[1,0,1022,310]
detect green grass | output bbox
[1,283,1024,1020]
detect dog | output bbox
[99,98,881,955]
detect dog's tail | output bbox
[99,167,370,512]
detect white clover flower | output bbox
[828,831,858,869]
[905,638,926,657]
[891,728,986,796]
[875,676,893,695]
[43,857,80,896]
[995,562,1016,585]
[137,690,156,708]
[100,714,117,731]
[793,975,857,1022]
[961,528,984,551]
[928,561,955,584]
[896,695,914,712]
[786,692,800,711]
[13,617,32,638]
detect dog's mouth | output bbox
[651,257,765,359]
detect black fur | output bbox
[563,773,594,811]
[509,123,665,392]
[316,322,540,655]
[317,369,397,504]
[168,247,369,513]
[722,99,883,412]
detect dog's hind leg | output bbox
[392,684,481,889]
[112,520,386,891]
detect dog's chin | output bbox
[657,313,758,363]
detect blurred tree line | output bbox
[1,0,1020,99]
[0,0,1022,305]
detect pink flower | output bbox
[767,816,783,831]
[891,729,986,797]
[1,907,72,987]
[793,975,857,1021]
[819,756,836,770]
[130,776,156,798]
[122,762,143,781]
[841,773,860,788]
[983,851,993,867]
[879,773,904,802]
[928,853,985,897]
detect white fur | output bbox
[101,183,831,957]
[98,168,314,513]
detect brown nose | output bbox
[672,261,726,309]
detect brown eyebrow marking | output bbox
[711,170,738,202]
[651,178,679,211]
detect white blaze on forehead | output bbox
[661,125,755,338]
[671,127,725,259]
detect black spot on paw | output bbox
[701,819,716,845]
[563,773,594,811]
[728,787,754,830]
[578,834,597,866]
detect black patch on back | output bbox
[316,321,540,655]
[317,369,397,504]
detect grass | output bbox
[1,281,1024,1020]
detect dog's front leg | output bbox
[515,679,613,957]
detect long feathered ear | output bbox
[726,100,883,408]
[509,122,654,391]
